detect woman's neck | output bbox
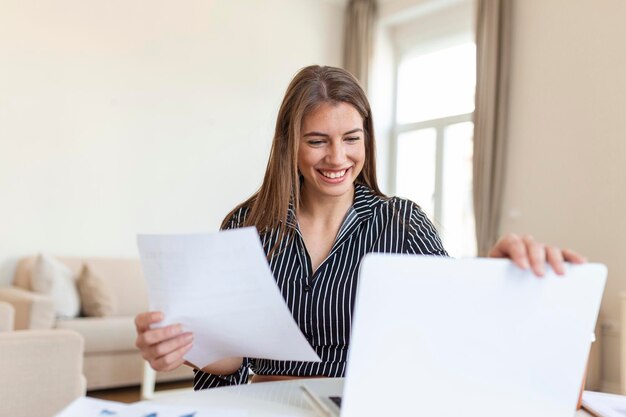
[298,184,355,224]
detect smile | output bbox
[319,169,347,179]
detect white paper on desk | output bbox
[582,391,626,417]
[137,227,320,368]
[54,396,248,417]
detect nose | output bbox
[327,141,346,165]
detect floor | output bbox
[87,380,193,403]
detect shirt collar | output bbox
[286,182,384,228]
[352,182,385,222]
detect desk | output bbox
[150,377,594,416]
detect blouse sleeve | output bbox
[192,358,251,390]
[191,206,252,390]
[404,200,449,257]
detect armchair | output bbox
[0,301,86,417]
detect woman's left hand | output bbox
[488,233,587,276]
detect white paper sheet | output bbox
[54,396,248,417]
[582,391,626,417]
[137,227,320,369]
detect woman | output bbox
[135,65,585,390]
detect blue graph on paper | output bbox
[96,408,197,417]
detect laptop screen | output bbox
[341,255,605,417]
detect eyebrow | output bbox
[303,128,363,138]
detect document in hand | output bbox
[137,227,321,369]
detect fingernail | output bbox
[184,333,194,342]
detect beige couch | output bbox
[0,256,191,390]
[0,299,14,331]
[0,301,86,417]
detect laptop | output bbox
[310,255,606,417]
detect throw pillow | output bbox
[31,254,81,319]
[76,264,115,317]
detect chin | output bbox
[318,182,355,197]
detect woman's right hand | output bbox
[134,311,194,372]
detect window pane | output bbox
[441,122,475,257]
[395,128,436,220]
[397,43,476,124]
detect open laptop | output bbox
[307,255,606,417]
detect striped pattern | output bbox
[193,183,448,390]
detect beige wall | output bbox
[0,0,344,282]
[502,0,626,392]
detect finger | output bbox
[488,234,517,258]
[546,246,565,275]
[149,332,194,360]
[497,234,531,270]
[562,248,587,264]
[136,323,184,349]
[135,311,164,333]
[150,342,193,372]
[524,235,546,277]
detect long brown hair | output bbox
[222,65,384,248]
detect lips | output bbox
[317,167,352,184]
[319,169,347,179]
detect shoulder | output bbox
[353,184,426,220]
[375,193,426,222]
[221,204,251,230]
[385,195,422,213]
[383,195,432,228]
[385,195,448,256]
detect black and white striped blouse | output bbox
[193,183,448,390]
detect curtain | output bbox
[343,0,378,92]
[473,0,513,256]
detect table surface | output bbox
[153,377,337,416]
[151,377,594,417]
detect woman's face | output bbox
[298,101,365,201]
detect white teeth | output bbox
[321,169,347,179]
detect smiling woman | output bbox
[221,65,383,244]
[133,65,586,391]
[298,102,367,272]
[299,103,365,199]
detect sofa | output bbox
[0,299,14,331]
[0,255,191,390]
[0,301,86,417]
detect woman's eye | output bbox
[308,139,325,146]
[345,136,361,142]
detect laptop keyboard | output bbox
[329,396,342,408]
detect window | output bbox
[393,41,476,257]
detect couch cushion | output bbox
[14,256,149,317]
[56,317,137,353]
[76,265,115,317]
[31,254,81,319]
[81,258,149,316]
